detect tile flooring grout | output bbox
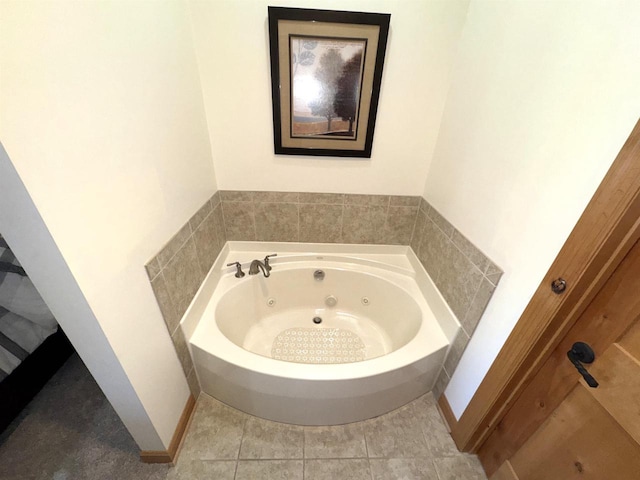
[170,392,488,480]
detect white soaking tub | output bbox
[184,242,460,425]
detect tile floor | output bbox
[0,354,487,479]
[168,392,487,480]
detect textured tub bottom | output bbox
[271,327,366,364]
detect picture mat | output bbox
[278,20,380,151]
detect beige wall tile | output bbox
[163,238,205,319]
[157,222,191,267]
[144,257,161,281]
[420,197,430,214]
[299,204,343,243]
[171,326,193,376]
[428,206,455,238]
[344,194,389,206]
[220,190,254,202]
[255,202,299,242]
[212,203,226,246]
[436,243,484,320]
[221,201,255,241]
[411,210,427,255]
[192,211,222,274]
[389,195,420,207]
[211,190,221,209]
[462,278,496,336]
[485,261,503,286]
[253,191,299,203]
[383,206,418,245]
[342,205,386,244]
[150,272,180,334]
[189,198,212,232]
[418,218,449,282]
[452,230,490,272]
[299,192,345,204]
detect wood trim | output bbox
[140,394,196,464]
[490,460,520,480]
[437,394,458,433]
[478,236,640,475]
[451,119,640,452]
[139,450,172,464]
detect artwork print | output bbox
[268,7,390,158]
[290,36,366,140]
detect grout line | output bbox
[227,455,472,461]
[408,205,420,250]
[296,203,300,242]
[339,204,345,243]
[158,224,193,271]
[459,277,484,337]
[148,264,162,283]
[251,201,258,241]
[363,423,370,460]
[433,458,443,480]
[158,270,180,330]
[219,200,231,242]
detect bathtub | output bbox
[184,242,460,425]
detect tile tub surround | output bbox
[219,190,421,246]
[412,198,503,399]
[145,191,227,397]
[144,189,501,404]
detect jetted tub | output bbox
[184,242,460,425]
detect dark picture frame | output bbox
[268,7,390,158]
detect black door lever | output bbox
[567,342,599,388]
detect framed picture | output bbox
[268,7,391,158]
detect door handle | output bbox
[567,342,599,388]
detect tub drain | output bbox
[313,317,322,324]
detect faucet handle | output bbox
[264,253,277,271]
[226,261,245,278]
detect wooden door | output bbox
[482,237,640,479]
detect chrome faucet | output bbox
[248,254,277,278]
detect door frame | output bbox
[440,118,640,453]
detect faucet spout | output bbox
[249,259,270,278]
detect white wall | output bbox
[190,0,469,195]
[423,1,640,418]
[0,143,165,449]
[0,1,217,448]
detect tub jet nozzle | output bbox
[325,295,337,307]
